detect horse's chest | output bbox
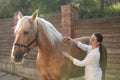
[37,56,62,79]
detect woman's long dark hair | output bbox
[93,32,103,63]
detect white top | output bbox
[73,42,102,80]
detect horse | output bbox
[10,10,107,80]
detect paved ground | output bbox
[0,71,85,80]
[0,71,27,80]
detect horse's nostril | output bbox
[14,55,22,62]
[14,55,18,61]
[15,56,18,60]
[13,51,24,62]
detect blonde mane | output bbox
[37,18,63,46]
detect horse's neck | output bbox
[37,25,63,57]
[36,18,64,55]
[37,35,63,62]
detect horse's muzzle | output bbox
[11,50,27,63]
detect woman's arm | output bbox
[76,41,90,51]
[73,53,96,66]
[71,38,90,51]
[63,51,96,67]
[64,36,90,51]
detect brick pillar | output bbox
[61,5,79,38]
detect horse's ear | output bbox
[29,9,39,23]
[17,11,23,20]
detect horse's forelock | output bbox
[14,16,37,34]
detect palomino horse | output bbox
[11,10,107,80]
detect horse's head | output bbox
[11,10,39,63]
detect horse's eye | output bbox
[24,31,29,35]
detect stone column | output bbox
[61,5,79,38]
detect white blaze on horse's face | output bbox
[11,10,38,63]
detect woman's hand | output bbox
[62,51,74,61]
[63,36,72,42]
[63,36,78,45]
[62,51,70,57]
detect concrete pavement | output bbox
[0,71,27,80]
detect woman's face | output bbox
[89,34,99,48]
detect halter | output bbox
[14,21,39,50]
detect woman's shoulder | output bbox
[90,47,100,56]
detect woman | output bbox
[63,32,103,80]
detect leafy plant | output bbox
[0,0,120,19]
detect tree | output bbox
[0,0,120,19]
[0,0,31,18]
[100,0,105,12]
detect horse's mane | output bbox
[37,18,63,46]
